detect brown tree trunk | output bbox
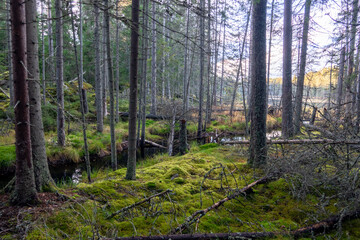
[281,0,293,138]
[126,0,140,180]
[94,0,103,132]
[10,0,38,205]
[26,0,54,191]
[249,0,267,167]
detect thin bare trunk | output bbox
[55,0,65,146]
[281,0,293,138]
[70,0,91,182]
[294,0,311,134]
[219,0,226,106]
[197,0,205,141]
[150,2,157,115]
[337,47,345,118]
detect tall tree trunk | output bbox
[115,0,120,123]
[26,0,54,191]
[205,0,212,126]
[126,0,140,180]
[104,0,117,171]
[281,0,293,138]
[140,0,149,158]
[55,0,65,146]
[337,46,345,118]
[102,13,108,119]
[219,0,226,106]
[69,0,91,182]
[6,0,13,107]
[249,0,267,167]
[94,1,103,132]
[345,0,359,124]
[197,0,206,142]
[41,2,46,105]
[180,0,190,155]
[150,1,157,115]
[266,0,275,112]
[211,0,219,107]
[10,0,38,205]
[47,0,55,87]
[294,0,311,134]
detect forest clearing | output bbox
[1,0,360,239]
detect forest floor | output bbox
[1,143,360,239]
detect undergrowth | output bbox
[24,145,360,239]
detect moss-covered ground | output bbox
[19,144,360,239]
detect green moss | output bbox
[199,143,218,150]
[0,145,15,167]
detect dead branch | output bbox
[172,176,274,234]
[222,139,360,145]
[112,232,276,240]
[107,189,172,219]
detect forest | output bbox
[1,0,360,239]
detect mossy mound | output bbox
[24,145,360,239]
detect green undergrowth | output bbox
[25,144,358,239]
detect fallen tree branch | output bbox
[111,208,360,240]
[120,140,167,151]
[172,176,274,234]
[303,124,336,139]
[222,139,360,145]
[107,189,172,219]
[113,232,275,240]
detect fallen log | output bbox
[303,124,336,139]
[107,189,171,219]
[172,176,274,234]
[119,140,166,151]
[222,139,360,145]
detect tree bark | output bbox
[249,0,267,167]
[26,0,54,191]
[6,0,13,107]
[140,0,149,159]
[266,0,275,114]
[197,0,206,142]
[150,1,157,115]
[47,0,55,87]
[126,0,140,180]
[104,0,117,171]
[281,0,293,138]
[55,0,65,146]
[115,0,120,123]
[10,0,38,205]
[94,1,103,132]
[294,0,312,134]
[345,0,359,124]
[336,47,345,118]
[219,0,226,106]
[41,2,46,105]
